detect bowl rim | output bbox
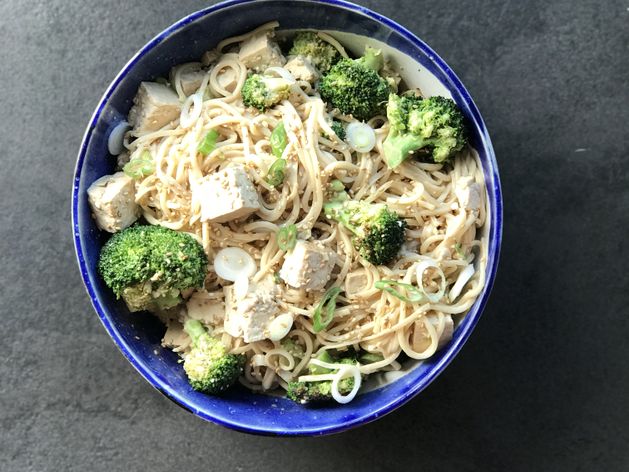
[72,0,502,436]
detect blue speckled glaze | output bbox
[72,0,502,436]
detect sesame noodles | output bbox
[122,22,488,399]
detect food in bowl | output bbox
[88,22,488,405]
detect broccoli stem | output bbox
[383,134,425,168]
[184,319,208,346]
[357,46,384,72]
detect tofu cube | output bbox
[285,56,319,83]
[223,277,280,342]
[161,320,192,351]
[279,240,336,291]
[87,172,139,233]
[455,176,482,212]
[198,166,260,223]
[128,82,181,134]
[216,67,238,93]
[169,65,206,96]
[186,290,224,325]
[238,32,286,72]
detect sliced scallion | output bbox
[198,129,219,156]
[375,279,424,303]
[266,158,286,187]
[277,224,297,251]
[123,150,155,179]
[270,122,288,158]
[313,286,342,332]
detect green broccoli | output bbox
[330,120,346,141]
[183,320,245,394]
[383,94,467,168]
[281,338,305,361]
[98,225,208,312]
[319,46,390,121]
[324,195,407,265]
[286,352,357,403]
[241,74,291,111]
[288,31,341,73]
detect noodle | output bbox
[123,24,489,401]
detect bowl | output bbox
[72,0,502,436]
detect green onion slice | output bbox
[454,242,466,259]
[313,287,342,333]
[270,122,287,158]
[277,224,297,251]
[123,150,155,179]
[198,129,219,156]
[375,279,424,303]
[266,158,286,187]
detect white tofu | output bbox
[285,56,319,83]
[223,277,280,342]
[197,165,260,223]
[161,320,191,351]
[186,290,224,325]
[128,82,181,134]
[455,176,482,212]
[344,268,369,297]
[412,314,454,352]
[238,32,285,72]
[216,67,238,93]
[87,172,139,233]
[201,49,220,67]
[180,70,205,96]
[279,240,335,291]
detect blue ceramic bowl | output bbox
[72,0,502,436]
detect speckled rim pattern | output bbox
[72,0,502,436]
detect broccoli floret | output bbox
[183,320,245,394]
[383,94,467,168]
[286,353,357,403]
[324,197,407,265]
[319,46,390,121]
[241,74,291,111]
[288,31,341,73]
[330,120,346,141]
[281,338,305,361]
[98,225,208,312]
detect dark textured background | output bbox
[1,0,628,470]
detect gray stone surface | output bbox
[1,0,628,470]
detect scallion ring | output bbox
[346,122,376,153]
[123,150,155,179]
[277,224,297,251]
[313,286,342,332]
[270,122,288,158]
[266,158,286,187]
